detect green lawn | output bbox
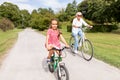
[87,33,120,68]
[0,29,22,57]
[41,24,120,69]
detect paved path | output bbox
[0,28,120,80]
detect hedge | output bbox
[91,24,118,32]
[67,24,118,32]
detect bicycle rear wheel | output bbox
[57,65,69,80]
[81,39,94,61]
[69,36,74,52]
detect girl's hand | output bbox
[46,44,53,50]
[65,44,70,48]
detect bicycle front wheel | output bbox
[81,39,94,61]
[57,65,69,80]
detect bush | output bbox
[67,24,72,32]
[112,29,120,34]
[90,24,118,32]
[66,24,118,33]
[0,18,14,32]
[38,25,46,31]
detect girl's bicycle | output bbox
[69,27,94,61]
[48,47,69,80]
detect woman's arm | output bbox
[82,18,93,28]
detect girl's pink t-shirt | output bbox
[47,29,61,48]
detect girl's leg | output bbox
[47,50,54,59]
[57,51,62,57]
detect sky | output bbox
[0,0,83,13]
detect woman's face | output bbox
[51,20,58,30]
[77,15,82,20]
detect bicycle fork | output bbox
[57,62,66,79]
[57,63,62,78]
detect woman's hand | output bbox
[88,25,93,29]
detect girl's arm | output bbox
[45,34,49,49]
[60,34,69,47]
[46,34,53,50]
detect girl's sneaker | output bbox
[46,59,50,63]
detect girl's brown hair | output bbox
[49,18,59,28]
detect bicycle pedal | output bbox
[73,53,76,56]
[46,59,50,63]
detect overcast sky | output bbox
[0,0,83,13]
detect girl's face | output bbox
[51,20,58,30]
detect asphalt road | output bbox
[0,28,120,80]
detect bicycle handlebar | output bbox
[51,46,69,51]
[81,26,92,31]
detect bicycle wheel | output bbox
[57,65,69,80]
[81,39,94,61]
[69,36,74,52]
[48,63,54,73]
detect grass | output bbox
[41,24,120,69]
[0,28,22,57]
[87,33,120,68]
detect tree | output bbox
[30,8,55,31]
[20,10,30,28]
[65,0,78,21]
[107,0,120,22]
[77,0,88,16]
[30,9,41,29]
[38,8,55,28]
[56,8,67,22]
[78,0,119,23]
[0,2,21,27]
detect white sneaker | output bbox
[74,50,78,54]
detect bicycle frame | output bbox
[52,51,61,71]
[78,27,89,46]
[50,47,66,71]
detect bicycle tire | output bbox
[69,36,74,52]
[57,65,69,80]
[48,64,54,73]
[81,39,94,61]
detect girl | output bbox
[45,19,69,60]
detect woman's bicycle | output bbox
[48,47,69,80]
[69,27,94,61]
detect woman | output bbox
[72,12,93,54]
